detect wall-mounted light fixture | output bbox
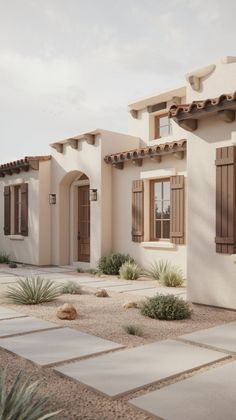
[89,189,97,201]
[49,193,56,205]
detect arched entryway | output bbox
[59,171,90,266]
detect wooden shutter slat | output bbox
[21,183,28,236]
[132,180,144,242]
[4,186,11,235]
[170,175,185,245]
[215,145,236,254]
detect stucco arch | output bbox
[58,170,90,265]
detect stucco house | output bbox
[0,56,236,310]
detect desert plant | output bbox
[119,261,142,280]
[9,262,17,269]
[0,368,61,419]
[140,294,191,320]
[5,277,61,305]
[85,268,98,275]
[97,253,135,275]
[159,268,184,287]
[62,281,82,295]
[145,259,171,280]
[0,252,10,264]
[123,324,144,336]
[77,267,84,273]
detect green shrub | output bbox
[97,253,135,275]
[159,268,184,287]
[140,294,191,320]
[145,259,171,280]
[123,324,144,336]
[6,277,61,305]
[85,268,98,275]
[119,261,142,280]
[62,281,82,294]
[0,252,10,264]
[0,368,61,420]
[77,267,84,273]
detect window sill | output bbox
[9,235,25,241]
[141,241,176,249]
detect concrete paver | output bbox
[0,327,124,366]
[129,361,236,420]
[0,316,58,338]
[180,321,236,353]
[55,339,224,397]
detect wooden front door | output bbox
[78,185,90,262]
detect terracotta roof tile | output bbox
[169,91,236,119]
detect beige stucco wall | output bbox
[185,58,236,309]
[50,130,140,267]
[111,153,187,275]
[0,160,52,265]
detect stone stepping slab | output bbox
[0,327,124,366]
[126,287,187,298]
[54,339,225,398]
[129,360,236,420]
[0,276,19,284]
[80,280,131,288]
[180,321,236,354]
[0,316,58,338]
[104,283,157,293]
[0,307,28,320]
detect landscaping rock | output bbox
[123,302,138,309]
[95,289,109,298]
[57,303,77,320]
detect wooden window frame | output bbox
[154,113,172,139]
[14,185,21,235]
[150,178,171,241]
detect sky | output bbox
[0,0,236,162]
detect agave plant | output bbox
[6,276,62,305]
[0,368,61,419]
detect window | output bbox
[4,183,28,236]
[154,114,172,139]
[150,179,170,240]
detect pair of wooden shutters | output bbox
[215,146,236,254]
[132,176,185,244]
[4,184,28,236]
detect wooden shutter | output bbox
[4,186,11,235]
[215,146,236,254]
[132,180,144,242]
[170,175,185,244]
[21,183,28,236]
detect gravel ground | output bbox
[0,272,236,419]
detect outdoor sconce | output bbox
[49,194,56,205]
[89,189,97,201]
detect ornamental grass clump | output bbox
[123,324,144,336]
[97,253,135,275]
[119,261,142,280]
[6,277,61,305]
[140,294,191,320]
[0,252,10,264]
[0,368,61,420]
[145,259,171,280]
[62,281,82,295]
[159,267,184,287]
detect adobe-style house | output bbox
[0,56,236,310]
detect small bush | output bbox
[159,268,184,287]
[77,267,84,273]
[62,281,82,294]
[97,253,135,275]
[9,262,17,269]
[85,268,98,275]
[0,252,10,264]
[6,277,61,305]
[145,259,171,280]
[119,261,142,280]
[0,368,61,420]
[140,294,191,320]
[123,324,144,336]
